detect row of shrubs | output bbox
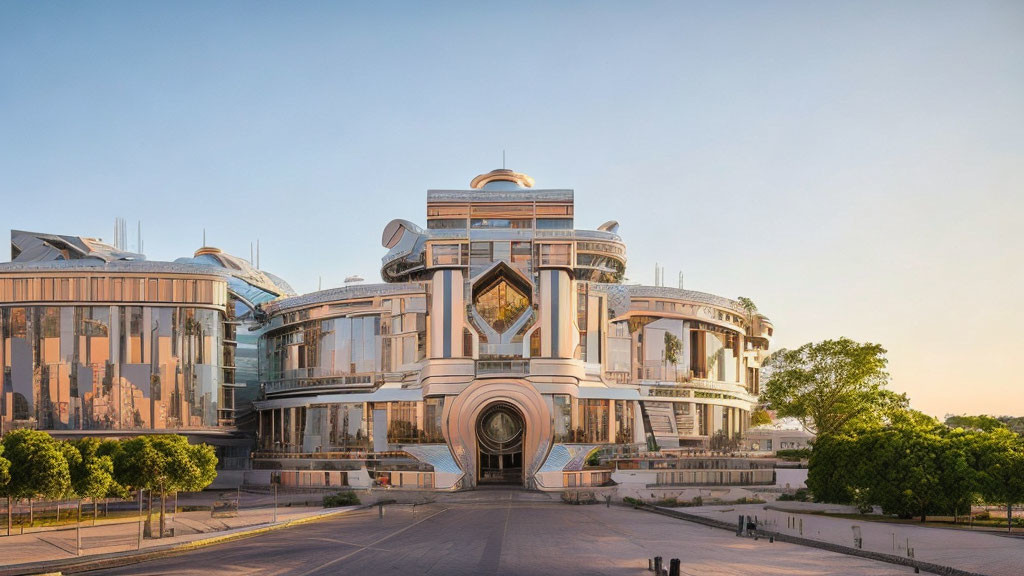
[323,491,361,508]
[777,488,812,502]
[774,448,812,462]
[625,494,768,507]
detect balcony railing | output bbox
[476,359,530,375]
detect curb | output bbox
[0,505,369,576]
[639,505,989,576]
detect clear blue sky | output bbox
[1,1,1021,418]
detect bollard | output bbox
[378,502,385,519]
[653,556,662,575]
[737,515,744,536]
[669,558,680,576]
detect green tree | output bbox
[995,416,1024,435]
[761,338,897,437]
[820,422,947,521]
[67,438,117,521]
[940,427,985,522]
[663,331,682,365]
[977,429,1024,533]
[0,441,9,531]
[749,409,772,427]
[944,414,1006,432]
[806,432,859,505]
[736,296,757,327]
[0,430,71,532]
[114,435,218,538]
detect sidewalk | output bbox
[0,503,361,576]
[682,502,1024,576]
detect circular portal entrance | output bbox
[476,402,525,485]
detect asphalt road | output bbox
[82,491,907,576]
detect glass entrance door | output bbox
[476,402,525,485]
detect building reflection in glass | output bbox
[1,304,223,430]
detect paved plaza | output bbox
[78,491,909,576]
[685,502,1024,576]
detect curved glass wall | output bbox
[1,305,224,430]
[260,310,426,395]
[261,316,380,385]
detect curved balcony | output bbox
[641,378,758,405]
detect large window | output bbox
[553,395,572,442]
[614,400,635,443]
[470,218,532,229]
[537,244,571,266]
[535,218,572,230]
[581,399,608,443]
[383,399,445,444]
[427,218,467,230]
[474,279,529,333]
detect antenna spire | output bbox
[502,149,506,169]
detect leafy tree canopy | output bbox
[750,409,772,427]
[0,441,9,490]
[760,338,897,437]
[67,438,117,501]
[945,414,1007,433]
[0,429,70,500]
[663,331,682,365]
[736,297,757,314]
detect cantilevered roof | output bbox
[626,285,754,317]
[253,387,423,410]
[176,247,295,305]
[0,259,227,277]
[11,230,144,263]
[264,282,424,314]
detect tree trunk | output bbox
[6,496,11,536]
[1009,503,1013,534]
[28,498,32,526]
[159,491,166,538]
[93,500,98,526]
[144,491,153,538]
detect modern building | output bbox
[0,230,293,469]
[1,170,772,490]
[742,426,814,454]
[250,169,773,490]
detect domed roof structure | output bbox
[470,168,535,190]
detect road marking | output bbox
[295,507,449,576]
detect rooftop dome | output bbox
[470,168,535,190]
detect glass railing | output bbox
[476,359,530,374]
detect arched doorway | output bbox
[476,402,525,485]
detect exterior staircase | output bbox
[644,402,680,449]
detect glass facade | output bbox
[474,279,529,333]
[259,299,427,394]
[383,398,444,444]
[1,304,225,430]
[261,316,382,383]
